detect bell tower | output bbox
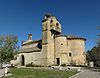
[41,14,62,66]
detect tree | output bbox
[96,37,100,47]
[86,27,100,66]
[95,27,100,66]
[86,46,100,66]
[0,35,18,63]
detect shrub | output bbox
[26,62,43,67]
[60,64,66,67]
[26,62,34,67]
[48,65,51,67]
[52,64,59,66]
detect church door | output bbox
[56,58,60,65]
[21,55,25,66]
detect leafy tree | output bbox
[0,35,18,63]
[96,38,100,66]
[86,27,100,66]
[97,37,100,47]
[86,46,100,66]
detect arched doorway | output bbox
[21,55,25,66]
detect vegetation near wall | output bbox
[0,35,18,64]
[86,28,100,67]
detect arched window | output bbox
[50,20,53,23]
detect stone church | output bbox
[11,14,86,66]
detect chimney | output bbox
[28,34,32,40]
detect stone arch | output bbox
[21,55,25,66]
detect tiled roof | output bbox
[55,34,86,41]
[22,39,42,46]
[19,47,41,53]
[66,35,86,41]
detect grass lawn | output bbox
[4,68,78,78]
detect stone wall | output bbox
[42,18,55,66]
[55,36,68,65]
[68,39,86,65]
[18,52,42,66]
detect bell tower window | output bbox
[50,20,53,23]
[69,53,72,57]
[56,23,59,26]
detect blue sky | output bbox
[0,0,100,51]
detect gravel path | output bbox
[70,68,100,78]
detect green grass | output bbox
[4,68,78,78]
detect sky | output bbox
[0,0,100,51]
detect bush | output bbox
[61,64,66,67]
[26,62,34,67]
[48,65,51,67]
[52,64,59,66]
[26,62,43,67]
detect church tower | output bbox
[41,14,62,66]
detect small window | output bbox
[69,53,72,57]
[61,43,63,45]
